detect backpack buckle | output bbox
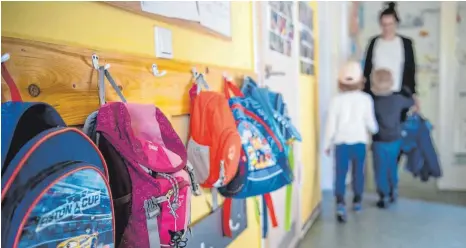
[186,161,202,196]
[212,161,226,188]
[144,196,161,219]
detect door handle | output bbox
[265,65,286,79]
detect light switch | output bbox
[154,26,173,59]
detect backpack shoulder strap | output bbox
[262,193,278,238]
[1,63,22,102]
[1,102,65,169]
[284,145,294,231]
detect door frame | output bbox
[437,1,466,191]
[252,1,302,247]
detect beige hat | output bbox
[371,68,394,95]
[338,61,364,85]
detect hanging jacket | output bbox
[401,114,441,181]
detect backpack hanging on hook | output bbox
[1,56,116,248]
[187,71,242,189]
[83,57,195,248]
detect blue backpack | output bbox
[218,79,293,239]
[240,77,302,231]
[241,77,302,143]
[1,63,115,248]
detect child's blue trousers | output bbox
[334,143,366,204]
[372,140,402,197]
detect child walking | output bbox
[324,61,379,222]
[370,69,416,208]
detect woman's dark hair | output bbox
[379,2,400,23]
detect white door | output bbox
[256,2,301,248]
[453,3,466,165]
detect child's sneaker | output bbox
[389,189,398,203]
[336,203,347,223]
[376,197,389,209]
[352,195,362,212]
[353,202,362,212]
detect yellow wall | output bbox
[1,1,254,70]
[1,2,260,247]
[2,1,320,246]
[299,1,322,224]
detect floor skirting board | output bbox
[290,202,322,248]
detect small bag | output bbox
[187,74,241,188]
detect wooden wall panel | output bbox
[1,37,255,125]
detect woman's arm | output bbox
[404,38,417,95]
[363,36,378,95]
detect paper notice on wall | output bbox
[140,1,200,22]
[197,1,232,37]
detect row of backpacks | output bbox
[188,72,301,239]
[1,59,301,248]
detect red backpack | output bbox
[187,73,242,188]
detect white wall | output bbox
[317,1,349,191]
[437,1,466,191]
[353,1,466,191]
[356,1,441,133]
[317,1,466,192]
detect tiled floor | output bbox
[365,155,466,207]
[298,155,466,248]
[298,192,466,248]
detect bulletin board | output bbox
[105,1,232,41]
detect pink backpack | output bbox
[91,67,192,247]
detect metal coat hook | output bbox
[223,72,233,82]
[192,67,209,90]
[92,53,111,70]
[1,53,10,63]
[152,64,166,77]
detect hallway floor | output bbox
[298,192,466,248]
[365,156,466,207]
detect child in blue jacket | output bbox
[370,69,416,208]
[324,61,379,222]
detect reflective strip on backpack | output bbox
[284,144,294,231]
[144,197,161,248]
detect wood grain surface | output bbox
[1,37,255,125]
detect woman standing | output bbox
[363,2,420,112]
[362,2,420,201]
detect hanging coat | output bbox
[401,114,442,181]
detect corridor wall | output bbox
[298,1,322,233]
[1,1,260,247]
[1,1,323,246]
[317,1,349,191]
[349,1,466,191]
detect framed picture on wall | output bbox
[298,2,314,75]
[268,1,294,57]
